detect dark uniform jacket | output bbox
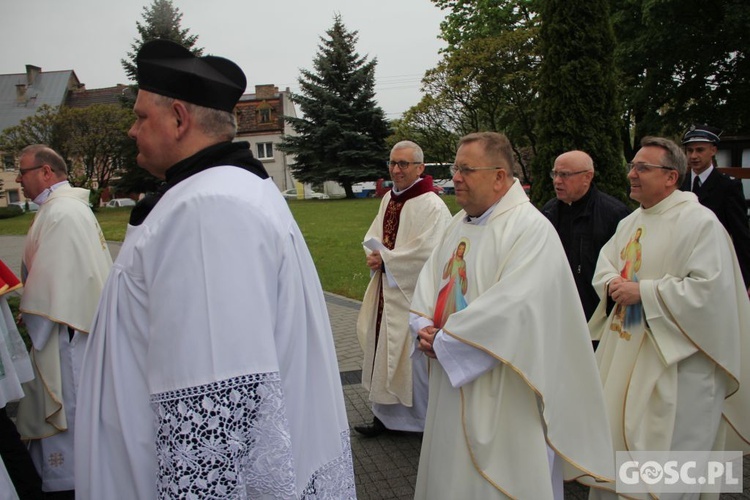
[680,168,750,287]
[542,185,631,320]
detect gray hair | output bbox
[391,140,424,163]
[20,144,68,177]
[154,95,237,141]
[458,132,515,175]
[640,136,687,184]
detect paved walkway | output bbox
[1,235,747,498]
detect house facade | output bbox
[235,84,297,191]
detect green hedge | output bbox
[0,205,24,219]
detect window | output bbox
[257,101,272,124]
[7,189,20,203]
[3,154,15,172]
[257,142,274,160]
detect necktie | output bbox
[692,176,701,193]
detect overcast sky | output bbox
[1,0,447,119]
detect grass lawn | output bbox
[0,197,462,300]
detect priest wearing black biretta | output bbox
[74,39,357,499]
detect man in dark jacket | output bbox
[542,150,630,321]
[680,124,750,294]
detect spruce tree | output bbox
[531,0,628,206]
[280,15,390,198]
[122,0,202,82]
[116,0,203,195]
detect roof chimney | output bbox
[26,65,41,86]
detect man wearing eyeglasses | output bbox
[679,124,750,294]
[355,140,451,437]
[541,150,630,322]
[13,145,112,498]
[409,132,614,498]
[584,136,750,497]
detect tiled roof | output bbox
[66,84,134,108]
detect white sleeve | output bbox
[22,313,57,351]
[432,332,498,388]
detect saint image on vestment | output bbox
[433,238,469,329]
[610,227,643,339]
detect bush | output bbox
[0,205,23,219]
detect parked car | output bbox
[9,201,39,212]
[105,198,136,208]
[281,189,329,200]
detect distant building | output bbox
[0,65,81,205]
[0,64,299,206]
[235,84,297,191]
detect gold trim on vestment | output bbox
[444,328,614,483]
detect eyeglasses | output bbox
[16,165,44,177]
[387,161,422,170]
[627,162,676,174]
[450,165,502,176]
[549,170,589,180]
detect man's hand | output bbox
[417,326,439,359]
[366,250,383,271]
[608,279,641,306]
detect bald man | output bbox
[542,151,630,321]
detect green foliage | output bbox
[0,205,23,220]
[0,105,69,157]
[531,0,628,205]
[280,15,391,198]
[0,104,136,192]
[122,0,202,82]
[62,105,136,191]
[115,0,202,195]
[612,0,750,155]
[395,1,540,181]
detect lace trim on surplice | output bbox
[151,373,356,499]
[152,372,295,499]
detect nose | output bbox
[127,122,137,140]
[627,167,637,179]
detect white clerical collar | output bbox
[391,177,422,196]
[692,165,713,185]
[465,200,500,226]
[34,180,69,205]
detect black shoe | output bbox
[354,417,386,437]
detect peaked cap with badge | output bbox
[682,124,723,145]
[136,39,246,112]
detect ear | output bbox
[172,101,191,139]
[665,169,680,187]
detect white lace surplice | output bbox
[75,169,355,500]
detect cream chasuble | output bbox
[16,184,111,491]
[357,187,450,429]
[410,180,614,499]
[586,190,750,498]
